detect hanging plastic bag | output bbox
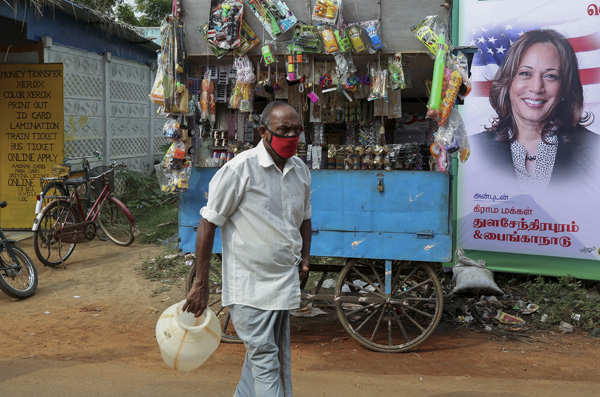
[361,20,383,53]
[163,119,181,139]
[388,52,406,91]
[368,67,387,102]
[206,1,244,50]
[229,56,255,113]
[150,52,166,105]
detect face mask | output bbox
[268,132,300,159]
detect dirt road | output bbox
[1,239,600,397]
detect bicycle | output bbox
[35,151,103,215]
[0,202,38,298]
[32,161,135,267]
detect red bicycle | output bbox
[32,161,135,267]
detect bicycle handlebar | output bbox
[63,150,103,163]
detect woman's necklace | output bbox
[525,154,536,161]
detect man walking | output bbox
[184,101,312,397]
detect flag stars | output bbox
[477,36,486,44]
[496,45,506,54]
[487,48,494,55]
[488,36,497,44]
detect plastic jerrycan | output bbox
[155,300,222,371]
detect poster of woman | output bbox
[458,0,600,260]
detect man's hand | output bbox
[299,257,310,285]
[183,277,209,317]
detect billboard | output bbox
[458,0,600,261]
[0,64,64,228]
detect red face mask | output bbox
[268,132,300,159]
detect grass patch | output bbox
[140,249,192,296]
[140,249,223,295]
[520,276,600,331]
[119,169,179,244]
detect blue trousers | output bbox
[229,305,292,397]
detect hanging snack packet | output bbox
[334,28,352,53]
[319,26,339,54]
[410,15,444,56]
[347,24,366,54]
[361,20,383,52]
[388,52,406,90]
[312,0,341,25]
[293,23,322,53]
[206,1,244,50]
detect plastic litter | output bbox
[321,278,336,289]
[559,321,574,334]
[496,311,525,325]
[521,303,539,315]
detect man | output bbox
[183,101,312,397]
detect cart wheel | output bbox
[335,260,443,353]
[185,265,242,344]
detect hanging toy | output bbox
[200,72,212,121]
[437,70,462,126]
[428,34,447,112]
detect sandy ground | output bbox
[1,238,600,397]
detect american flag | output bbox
[465,23,600,133]
[469,25,600,97]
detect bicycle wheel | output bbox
[0,245,38,299]
[34,200,78,267]
[97,196,134,246]
[185,265,241,343]
[335,260,443,353]
[39,182,67,213]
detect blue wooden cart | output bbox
[180,167,452,352]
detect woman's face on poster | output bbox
[508,42,562,130]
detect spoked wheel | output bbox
[97,197,134,246]
[0,245,38,299]
[335,260,443,353]
[185,264,241,343]
[33,199,78,267]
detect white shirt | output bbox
[200,140,312,310]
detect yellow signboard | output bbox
[0,64,64,228]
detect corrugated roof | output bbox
[6,0,160,52]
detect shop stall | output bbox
[152,0,473,352]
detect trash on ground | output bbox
[521,303,539,315]
[321,278,336,289]
[496,311,525,325]
[559,321,574,334]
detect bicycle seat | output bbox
[64,177,87,186]
[0,201,6,208]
